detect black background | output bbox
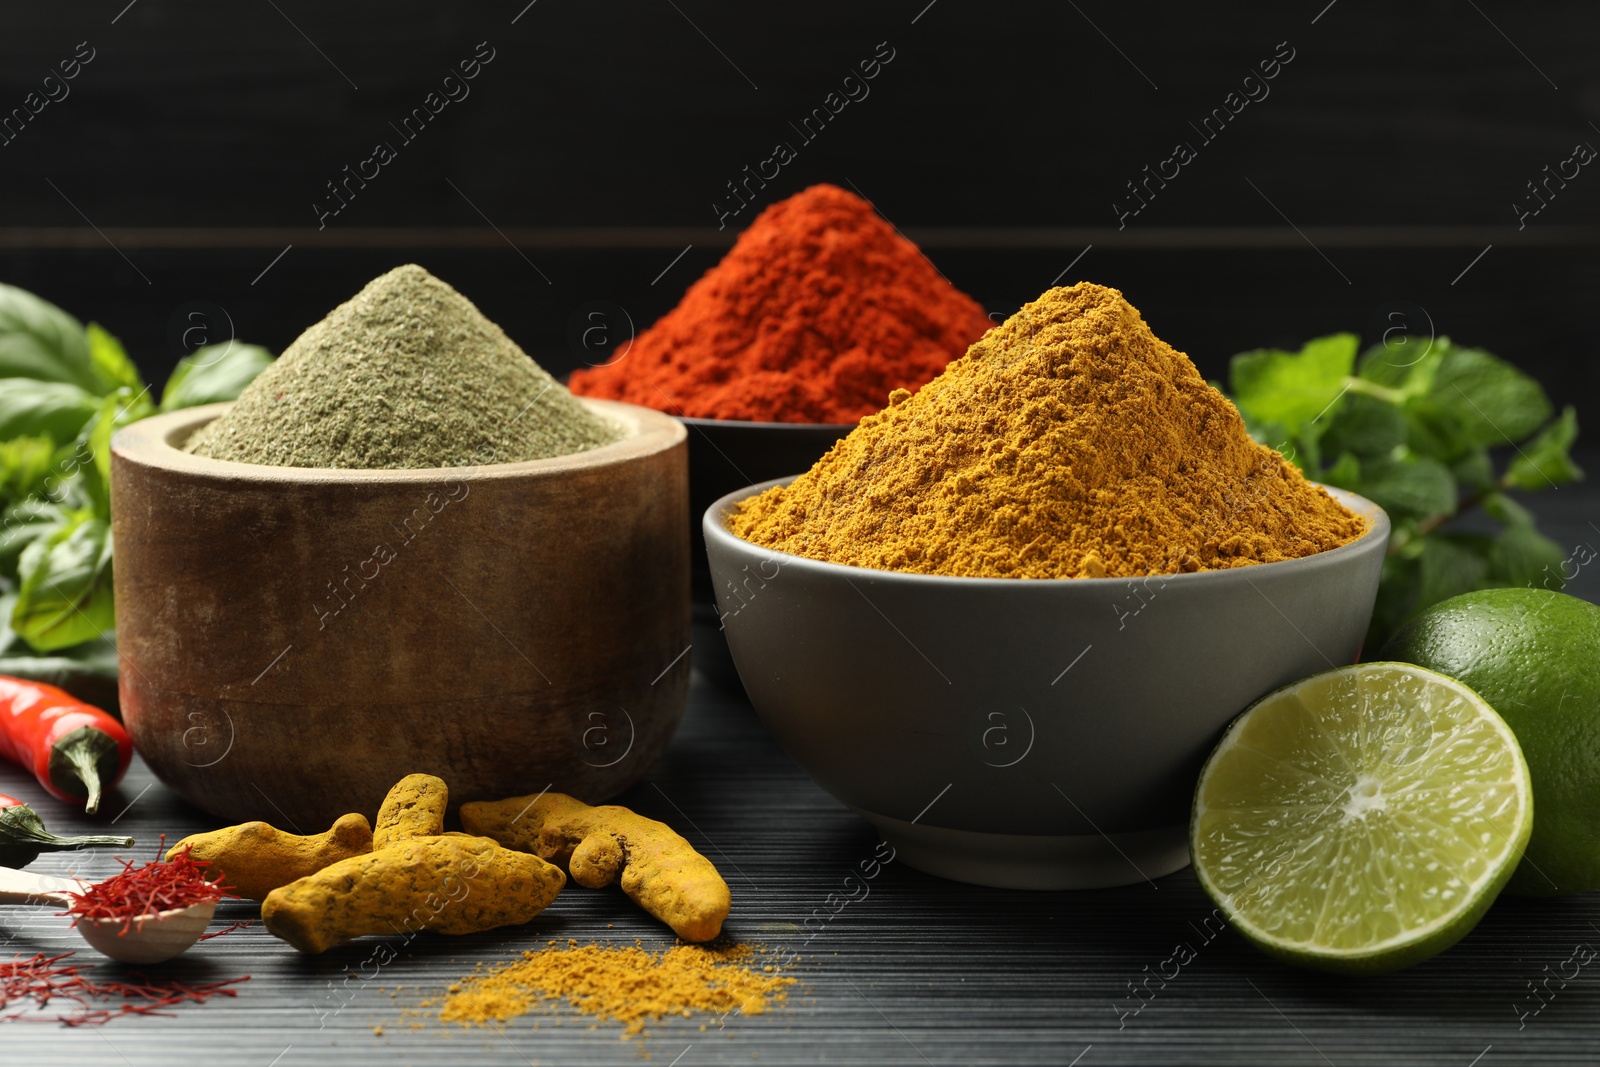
[0,0,1596,419]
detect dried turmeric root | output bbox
[262,833,565,954]
[373,772,449,847]
[168,813,373,901]
[260,774,565,954]
[460,792,731,943]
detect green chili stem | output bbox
[59,742,106,814]
[0,811,131,850]
[48,727,122,815]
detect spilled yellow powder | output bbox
[436,940,793,1036]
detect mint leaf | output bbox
[1229,333,1357,440]
[1417,533,1491,610]
[1321,451,1361,489]
[160,343,273,412]
[1357,336,1446,394]
[1318,392,1407,459]
[12,512,113,652]
[86,322,145,395]
[1450,448,1495,494]
[1506,406,1582,490]
[0,283,97,391]
[1351,454,1456,520]
[1486,522,1567,590]
[1430,346,1552,447]
[1403,396,1479,463]
[1482,491,1535,529]
[1276,431,1322,477]
[1367,550,1422,651]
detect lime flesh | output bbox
[1191,662,1532,974]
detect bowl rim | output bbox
[677,415,859,432]
[111,397,686,485]
[704,476,1391,589]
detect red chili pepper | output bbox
[0,677,132,814]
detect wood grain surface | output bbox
[4,658,1600,1065]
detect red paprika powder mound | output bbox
[568,184,992,424]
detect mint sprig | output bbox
[1228,332,1582,649]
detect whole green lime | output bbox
[1381,587,1600,896]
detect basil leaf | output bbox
[160,342,273,412]
[12,513,114,652]
[0,631,120,708]
[1229,333,1357,440]
[0,591,16,655]
[0,436,56,503]
[76,386,155,509]
[86,322,145,395]
[0,283,97,391]
[0,500,69,581]
[1429,346,1552,447]
[0,597,118,704]
[0,378,100,443]
[1351,454,1456,520]
[1505,406,1582,490]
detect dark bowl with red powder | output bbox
[680,416,855,688]
[563,185,999,690]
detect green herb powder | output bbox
[186,264,623,469]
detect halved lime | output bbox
[1190,662,1533,974]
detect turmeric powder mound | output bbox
[437,940,793,1036]
[729,283,1366,578]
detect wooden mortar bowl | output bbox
[111,399,689,828]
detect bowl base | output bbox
[854,808,1191,890]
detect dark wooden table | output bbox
[10,456,1600,1067]
[4,667,1600,1067]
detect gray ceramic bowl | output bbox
[704,479,1390,890]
